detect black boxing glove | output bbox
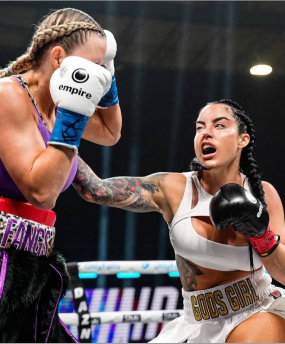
[209,183,280,257]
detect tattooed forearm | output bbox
[122,198,158,213]
[175,254,204,291]
[72,157,169,212]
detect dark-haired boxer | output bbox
[72,100,285,343]
[0,7,121,343]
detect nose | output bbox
[202,131,213,140]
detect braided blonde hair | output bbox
[0,8,105,78]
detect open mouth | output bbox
[202,145,216,156]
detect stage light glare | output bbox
[117,272,141,279]
[79,273,98,279]
[250,64,272,76]
[168,271,180,277]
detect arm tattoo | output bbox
[175,254,204,291]
[72,157,169,212]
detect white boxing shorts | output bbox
[150,267,285,343]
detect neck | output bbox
[21,67,55,118]
[198,163,243,195]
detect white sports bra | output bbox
[169,171,263,271]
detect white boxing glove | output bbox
[103,30,117,65]
[50,56,112,116]
[97,30,119,109]
[48,56,112,153]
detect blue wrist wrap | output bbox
[48,107,89,154]
[97,75,119,108]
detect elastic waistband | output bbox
[0,197,56,226]
[0,198,56,257]
[182,267,272,323]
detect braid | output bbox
[0,68,11,78]
[0,8,105,78]
[213,99,265,273]
[33,22,104,52]
[214,99,266,206]
[236,113,266,205]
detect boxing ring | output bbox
[59,260,183,342]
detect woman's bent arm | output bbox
[82,105,122,145]
[0,80,75,209]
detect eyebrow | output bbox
[194,117,230,125]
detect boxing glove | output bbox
[209,183,280,257]
[97,30,119,109]
[49,56,112,153]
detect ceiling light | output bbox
[250,64,272,76]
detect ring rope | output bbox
[78,260,178,274]
[60,309,184,325]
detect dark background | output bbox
[1,1,285,291]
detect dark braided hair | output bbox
[190,99,266,272]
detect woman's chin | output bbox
[195,156,220,170]
[202,160,217,170]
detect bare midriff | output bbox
[176,216,261,292]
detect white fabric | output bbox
[150,268,285,343]
[169,171,262,271]
[50,56,112,116]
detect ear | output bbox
[238,133,250,149]
[50,46,67,70]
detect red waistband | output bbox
[0,197,56,227]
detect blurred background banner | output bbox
[59,284,181,343]
[1,1,285,342]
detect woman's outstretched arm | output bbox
[72,156,171,213]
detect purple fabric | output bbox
[59,318,80,343]
[34,304,39,342]
[0,77,78,199]
[0,251,8,299]
[46,264,64,343]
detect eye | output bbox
[196,126,202,131]
[215,123,225,128]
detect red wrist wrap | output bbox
[246,226,280,257]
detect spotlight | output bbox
[250,64,272,76]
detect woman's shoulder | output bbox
[0,76,32,102]
[261,180,284,214]
[158,172,188,197]
[0,77,32,116]
[160,172,190,184]
[0,76,22,93]
[262,180,281,199]
[162,171,196,191]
